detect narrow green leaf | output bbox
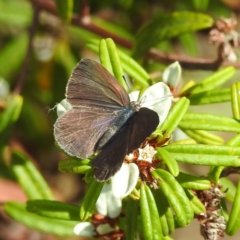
[165,144,240,156]
[0,33,28,79]
[99,39,127,90]
[152,189,175,236]
[0,95,22,133]
[54,0,73,22]
[227,134,240,146]
[133,12,213,58]
[153,169,194,226]
[219,177,236,202]
[183,129,224,145]
[86,40,150,87]
[183,66,235,94]
[26,200,80,221]
[184,189,205,214]
[171,139,196,145]
[231,82,240,119]
[58,158,91,174]
[80,180,104,221]
[165,153,239,167]
[10,149,54,200]
[140,184,154,240]
[156,148,179,177]
[126,199,139,240]
[4,202,78,236]
[226,179,240,235]
[140,184,163,240]
[176,172,211,190]
[157,97,190,137]
[208,133,240,183]
[188,88,231,105]
[179,113,240,132]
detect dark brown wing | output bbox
[92,107,159,181]
[127,107,159,152]
[54,107,118,158]
[91,122,131,181]
[67,59,130,108]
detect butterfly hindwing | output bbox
[54,107,118,158]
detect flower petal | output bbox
[96,223,114,235]
[96,184,122,218]
[140,82,172,124]
[73,222,95,237]
[111,163,139,199]
[162,61,182,88]
[56,99,72,117]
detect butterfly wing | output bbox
[91,122,131,181]
[92,107,159,181]
[54,59,131,158]
[66,59,130,108]
[54,107,119,158]
[128,107,159,152]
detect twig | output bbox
[13,3,39,95]
[30,0,240,70]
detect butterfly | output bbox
[54,59,159,181]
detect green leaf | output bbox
[184,189,205,214]
[208,133,240,183]
[4,201,78,236]
[0,95,22,134]
[80,180,104,221]
[0,33,28,79]
[165,144,240,155]
[26,200,80,221]
[0,0,32,27]
[54,0,73,22]
[156,97,190,138]
[126,198,139,240]
[152,189,175,236]
[58,158,91,174]
[176,172,211,190]
[188,88,231,105]
[179,113,240,132]
[10,149,54,200]
[86,40,150,87]
[156,148,179,177]
[92,16,134,41]
[133,12,213,58]
[164,144,240,167]
[226,179,240,235]
[183,129,224,145]
[183,66,235,94]
[140,184,163,240]
[99,38,127,90]
[231,82,240,120]
[152,169,194,226]
[219,177,236,202]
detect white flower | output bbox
[162,61,182,89]
[130,82,172,125]
[56,99,72,117]
[73,222,95,237]
[111,162,139,199]
[96,184,122,218]
[138,144,157,162]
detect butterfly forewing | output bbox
[67,59,130,108]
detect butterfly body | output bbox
[54,59,159,181]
